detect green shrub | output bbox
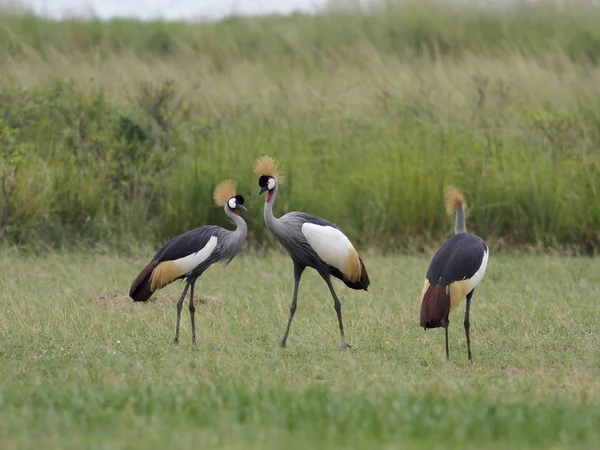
[1,1,600,253]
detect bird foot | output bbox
[173,337,179,345]
[280,340,287,348]
[340,342,352,351]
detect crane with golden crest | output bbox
[420,186,489,361]
[129,179,248,344]
[253,155,370,350]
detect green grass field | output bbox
[1,249,599,449]
[1,1,600,448]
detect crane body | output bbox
[129,179,248,344]
[420,186,489,361]
[254,156,369,350]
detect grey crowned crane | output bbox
[420,186,489,361]
[253,156,370,350]
[129,179,248,344]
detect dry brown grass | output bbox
[4,49,599,118]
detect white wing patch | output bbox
[173,235,218,275]
[301,223,354,272]
[467,246,489,291]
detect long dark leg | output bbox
[189,279,197,345]
[465,290,474,361]
[322,273,351,350]
[174,282,190,344]
[444,321,450,360]
[280,263,304,348]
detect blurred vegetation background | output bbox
[1,0,600,253]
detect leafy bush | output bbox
[1,1,600,253]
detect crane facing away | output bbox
[253,156,370,350]
[420,186,489,361]
[129,179,248,344]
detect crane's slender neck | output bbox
[263,183,281,232]
[224,206,248,242]
[455,206,466,234]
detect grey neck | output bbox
[455,206,466,234]
[263,183,281,232]
[224,205,248,240]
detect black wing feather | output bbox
[426,233,487,286]
[288,211,340,229]
[154,225,220,262]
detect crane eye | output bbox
[228,198,236,209]
[267,178,276,190]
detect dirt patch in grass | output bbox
[91,292,221,309]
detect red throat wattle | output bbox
[266,191,273,203]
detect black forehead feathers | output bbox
[258,175,270,187]
[235,195,245,205]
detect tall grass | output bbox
[1,0,600,252]
[2,0,600,64]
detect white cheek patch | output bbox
[228,198,236,209]
[267,178,275,190]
